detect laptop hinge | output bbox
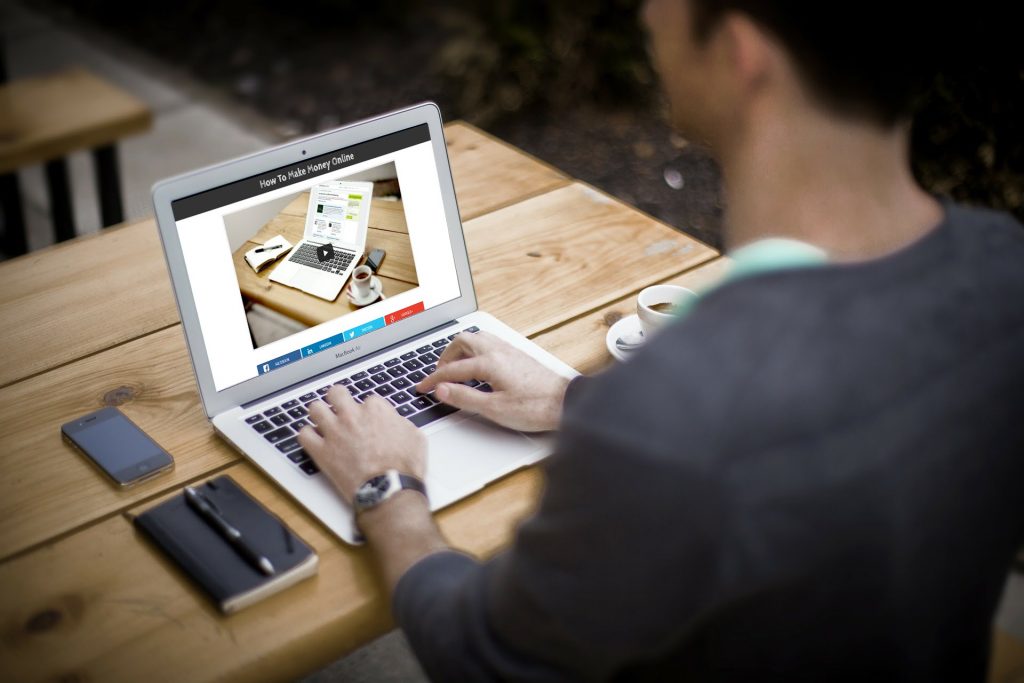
[240,318,461,409]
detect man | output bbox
[299,0,1024,679]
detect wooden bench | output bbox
[0,66,152,255]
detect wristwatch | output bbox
[353,469,427,515]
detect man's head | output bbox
[642,0,944,148]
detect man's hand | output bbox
[416,331,570,432]
[298,386,426,503]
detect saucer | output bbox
[605,314,646,362]
[347,275,384,306]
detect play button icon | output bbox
[316,243,334,262]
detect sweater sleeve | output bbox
[392,364,735,681]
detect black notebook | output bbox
[134,475,318,614]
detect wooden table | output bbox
[232,193,420,327]
[0,121,725,682]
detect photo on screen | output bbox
[223,161,420,349]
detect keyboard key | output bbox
[447,333,458,341]
[465,326,480,333]
[276,437,301,453]
[396,404,416,417]
[432,339,448,348]
[408,402,458,427]
[263,407,282,417]
[384,358,402,367]
[390,391,412,404]
[424,364,437,375]
[291,419,309,432]
[351,371,368,380]
[316,387,330,396]
[407,370,426,384]
[355,379,374,391]
[357,392,374,402]
[464,379,481,388]
[418,351,438,363]
[369,364,385,374]
[264,427,293,444]
[288,449,310,463]
[300,461,320,475]
[391,377,411,389]
[245,414,263,424]
[347,386,359,395]
[287,406,307,419]
[476,383,493,393]
[416,345,433,354]
[270,414,290,426]
[299,392,317,402]
[400,351,417,361]
[375,384,396,397]
[386,366,406,377]
[282,399,299,409]
[411,397,433,411]
[338,378,352,386]
[403,359,423,371]
[371,372,391,385]
[251,420,272,433]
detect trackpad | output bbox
[426,416,540,506]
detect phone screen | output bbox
[63,408,173,485]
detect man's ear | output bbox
[720,12,775,95]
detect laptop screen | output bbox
[169,123,462,392]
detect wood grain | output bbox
[532,258,733,375]
[0,219,178,389]
[465,182,718,337]
[0,67,152,174]
[0,460,543,683]
[444,122,570,220]
[0,122,570,387]
[0,326,237,562]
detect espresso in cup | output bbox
[636,285,696,337]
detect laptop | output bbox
[268,178,373,301]
[152,103,578,544]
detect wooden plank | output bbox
[444,121,570,220]
[0,67,152,173]
[0,122,567,387]
[0,219,178,389]
[465,182,718,337]
[0,326,238,562]
[532,258,732,375]
[0,460,543,683]
[991,627,1024,683]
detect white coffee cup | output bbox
[351,265,374,300]
[636,285,696,337]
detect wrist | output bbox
[357,488,433,539]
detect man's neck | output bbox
[719,108,944,262]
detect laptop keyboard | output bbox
[244,326,487,476]
[288,243,355,274]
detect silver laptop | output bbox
[269,179,373,301]
[152,103,578,544]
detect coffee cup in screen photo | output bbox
[637,285,697,337]
[350,265,373,299]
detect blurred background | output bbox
[1,0,1021,260]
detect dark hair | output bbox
[688,1,951,127]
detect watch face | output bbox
[355,473,392,509]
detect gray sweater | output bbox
[394,202,1024,681]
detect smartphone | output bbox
[61,407,174,487]
[365,248,386,273]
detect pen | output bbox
[184,486,275,576]
[254,245,284,253]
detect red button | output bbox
[385,301,425,325]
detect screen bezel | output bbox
[152,103,477,418]
[61,407,175,485]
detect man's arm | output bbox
[297,331,574,596]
